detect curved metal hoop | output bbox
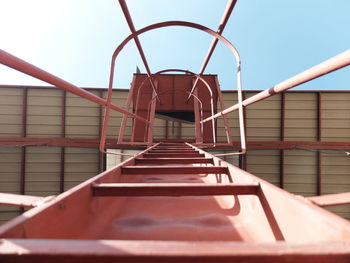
[100,21,245,154]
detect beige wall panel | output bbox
[247,164,279,174]
[64,148,99,190]
[27,96,61,106]
[245,109,281,119]
[65,123,99,137]
[246,119,280,127]
[0,104,22,115]
[284,128,317,141]
[321,152,350,212]
[66,107,100,117]
[284,150,317,196]
[27,89,62,138]
[25,146,61,196]
[66,91,100,139]
[26,115,61,125]
[0,147,21,193]
[27,125,62,137]
[0,115,22,125]
[0,87,23,96]
[246,150,280,186]
[285,93,316,101]
[245,96,280,140]
[0,210,20,225]
[0,164,21,174]
[325,205,350,220]
[322,110,349,119]
[322,119,350,129]
[322,129,350,140]
[283,184,316,196]
[284,110,317,119]
[322,101,350,110]
[285,119,317,128]
[28,105,61,116]
[244,99,280,110]
[284,93,317,142]
[0,89,23,137]
[321,93,350,142]
[0,95,23,105]
[0,125,22,137]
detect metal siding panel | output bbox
[246,150,280,186]
[284,93,317,141]
[64,148,100,191]
[284,150,317,197]
[27,89,61,138]
[25,146,61,196]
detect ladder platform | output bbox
[135,157,213,164]
[92,183,259,196]
[121,165,228,175]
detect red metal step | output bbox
[143,153,204,158]
[148,150,199,153]
[135,157,213,164]
[121,165,228,175]
[92,183,259,196]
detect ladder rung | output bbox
[148,150,198,153]
[143,153,204,158]
[92,183,259,196]
[153,147,193,150]
[135,158,213,164]
[122,166,228,175]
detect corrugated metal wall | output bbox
[0,86,349,224]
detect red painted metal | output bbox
[0,49,148,123]
[118,75,137,144]
[308,192,350,207]
[1,1,349,260]
[0,193,54,208]
[121,165,228,175]
[60,90,66,193]
[134,157,213,164]
[214,76,233,144]
[316,92,322,195]
[1,142,350,262]
[130,69,219,144]
[1,239,350,263]
[102,20,245,151]
[118,0,160,103]
[92,183,259,196]
[1,137,350,150]
[279,93,285,189]
[187,0,238,101]
[20,88,27,197]
[203,49,350,123]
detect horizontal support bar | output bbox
[143,153,205,158]
[135,158,213,165]
[92,183,259,196]
[0,49,148,123]
[1,138,350,150]
[122,166,228,175]
[308,192,350,207]
[0,193,54,208]
[1,239,349,262]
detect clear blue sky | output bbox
[1,0,349,90]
